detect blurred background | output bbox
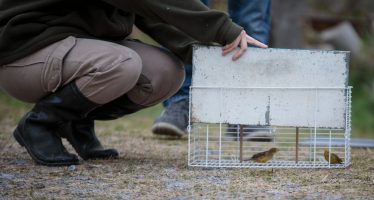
[271,0,374,139]
[0,0,373,139]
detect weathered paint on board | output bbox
[191,45,350,128]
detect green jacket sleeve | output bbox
[102,0,243,47]
[135,15,197,64]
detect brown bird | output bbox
[324,150,343,164]
[245,148,278,163]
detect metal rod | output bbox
[329,130,332,168]
[191,86,348,90]
[188,122,191,165]
[188,86,192,165]
[219,123,222,167]
[313,89,318,167]
[197,126,201,162]
[205,125,209,167]
[309,128,312,162]
[345,87,352,166]
[296,127,299,163]
[240,125,244,163]
[218,88,222,167]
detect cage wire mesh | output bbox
[188,87,352,169]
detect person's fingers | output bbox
[222,43,234,51]
[222,30,244,56]
[222,43,234,52]
[222,41,238,55]
[232,33,248,60]
[222,30,268,60]
[222,44,236,56]
[246,35,268,48]
[222,37,240,55]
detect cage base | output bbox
[189,160,350,169]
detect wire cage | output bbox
[188,46,351,169]
[188,87,352,169]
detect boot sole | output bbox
[85,149,119,160]
[68,138,119,160]
[151,122,186,137]
[13,128,79,166]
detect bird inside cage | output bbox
[245,148,278,163]
[324,150,343,164]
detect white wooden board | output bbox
[191,45,350,128]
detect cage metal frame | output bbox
[188,86,352,169]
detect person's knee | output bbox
[95,48,143,92]
[112,50,142,87]
[128,54,185,106]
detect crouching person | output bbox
[0,0,266,166]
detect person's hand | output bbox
[222,30,268,61]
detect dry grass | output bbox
[1,101,374,199]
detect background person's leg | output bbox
[200,0,209,6]
[228,0,271,44]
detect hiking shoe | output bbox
[226,124,274,142]
[152,99,189,137]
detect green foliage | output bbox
[349,35,374,138]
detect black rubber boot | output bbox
[61,95,145,160]
[13,83,99,166]
[61,119,118,160]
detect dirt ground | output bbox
[1,106,374,199]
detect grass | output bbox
[0,92,374,199]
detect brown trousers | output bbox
[0,36,185,106]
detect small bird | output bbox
[324,150,343,164]
[245,148,278,163]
